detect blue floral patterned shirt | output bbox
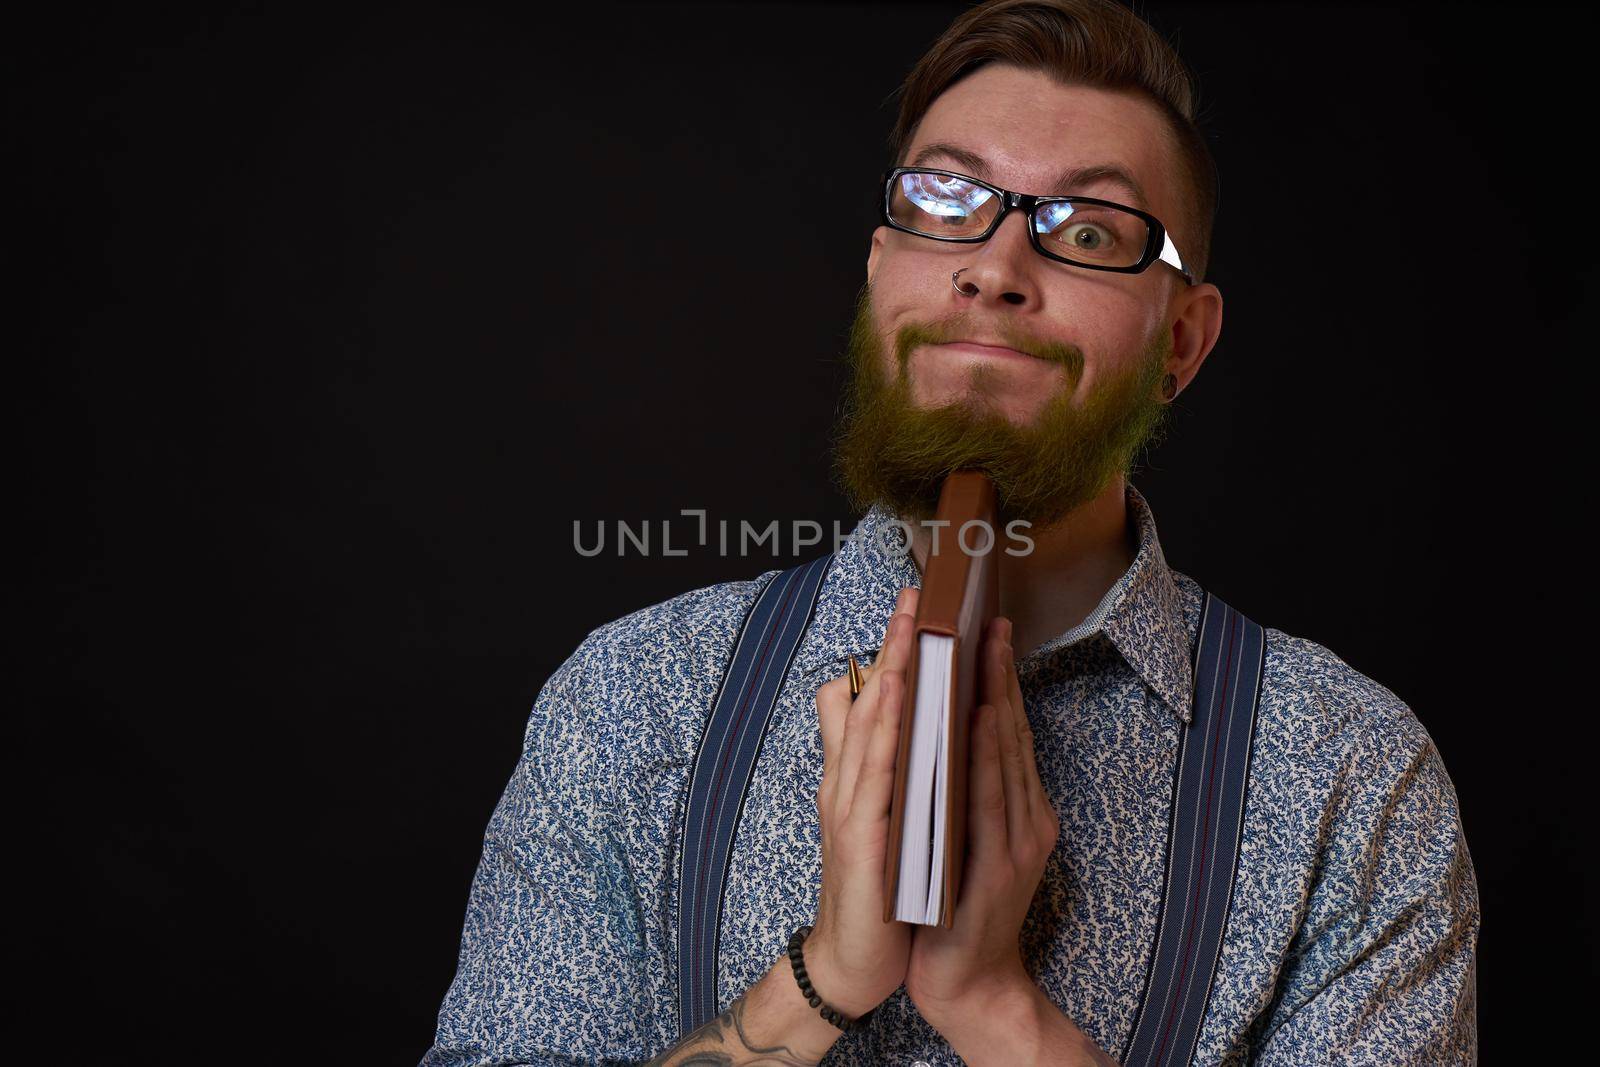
[421,483,1479,1065]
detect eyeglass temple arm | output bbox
[1158,231,1194,284]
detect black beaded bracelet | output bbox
[786,924,876,1032]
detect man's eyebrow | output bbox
[908,142,1150,209]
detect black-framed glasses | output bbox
[880,166,1194,285]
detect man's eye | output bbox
[903,174,993,215]
[1065,223,1113,249]
[914,198,972,219]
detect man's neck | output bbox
[903,474,1137,660]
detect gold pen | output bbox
[847,654,865,702]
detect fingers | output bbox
[835,653,893,816]
[1020,688,1059,842]
[847,664,905,828]
[985,619,1033,848]
[817,673,853,811]
[967,703,1008,864]
[837,586,917,804]
[995,623,1052,836]
[997,625,1058,845]
[871,587,920,682]
[819,586,920,819]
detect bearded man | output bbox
[420,3,1478,1065]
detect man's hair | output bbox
[887,0,1219,284]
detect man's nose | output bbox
[958,205,1039,305]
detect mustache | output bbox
[891,320,1085,376]
[832,285,1173,527]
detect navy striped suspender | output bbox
[676,553,834,1038]
[676,563,1266,1064]
[1123,592,1266,1067]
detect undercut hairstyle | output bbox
[886,0,1220,284]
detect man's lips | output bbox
[934,340,1040,362]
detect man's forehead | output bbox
[906,68,1171,210]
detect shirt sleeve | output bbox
[419,637,654,1067]
[1251,723,1480,1065]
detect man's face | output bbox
[834,63,1209,529]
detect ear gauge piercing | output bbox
[1161,373,1178,401]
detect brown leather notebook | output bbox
[882,469,1001,927]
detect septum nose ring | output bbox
[952,268,978,296]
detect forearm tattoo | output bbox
[641,992,823,1066]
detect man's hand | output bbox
[805,586,921,1020]
[904,615,1062,1027]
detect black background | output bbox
[16,1,1592,1061]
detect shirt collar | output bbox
[793,482,1195,725]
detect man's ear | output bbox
[1164,282,1223,394]
[867,225,889,286]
